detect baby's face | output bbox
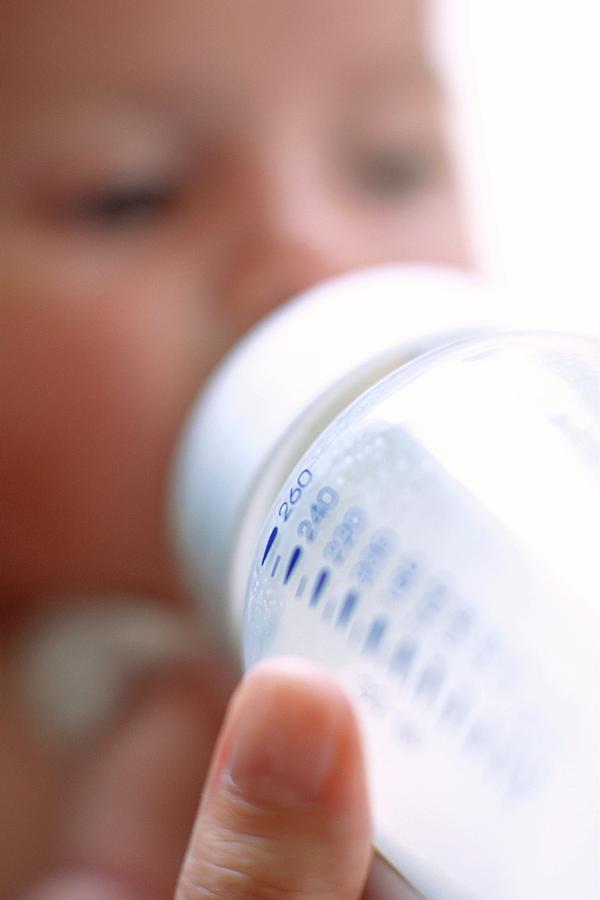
[1,0,469,599]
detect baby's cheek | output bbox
[1,264,214,595]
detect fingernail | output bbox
[23,872,140,900]
[227,661,341,805]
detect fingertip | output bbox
[227,665,343,806]
[217,656,366,810]
[178,656,372,898]
[241,655,356,702]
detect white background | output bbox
[434,2,600,311]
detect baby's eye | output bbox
[67,183,177,227]
[351,148,436,201]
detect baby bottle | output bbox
[171,266,600,900]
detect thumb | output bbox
[176,658,372,899]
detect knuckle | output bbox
[176,825,318,899]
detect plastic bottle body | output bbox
[244,332,600,900]
[171,267,600,899]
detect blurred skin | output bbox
[0,0,470,896]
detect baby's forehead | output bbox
[3,0,428,111]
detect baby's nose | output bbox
[213,154,363,333]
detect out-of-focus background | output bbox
[435,0,600,307]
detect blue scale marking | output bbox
[310,568,330,606]
[416,664,445,702]
[364,617,388,654]
[323,599,337,621]
[271,555,281,578]
[391,640,418,677]
[261,527,278,566]
[284,546,302,584]
[296,575,308,598]
[337,591,359,628]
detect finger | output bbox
[176,657,372,900]
[21,663,230,900]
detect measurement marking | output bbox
[271,555,281,578]
[261,527,278,566]
[364,617,388,654]
[416,664,445,703]
[440,694,471,728]
[337,591,359,629]
[284,546,302,584]
[390,639,417,678]
[323,599,337,621]
[310,568,330,606]
[296,575,308,598]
